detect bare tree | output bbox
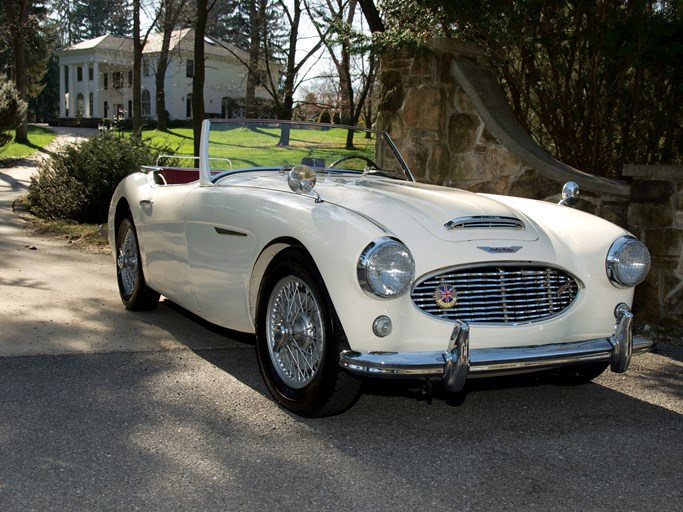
[245,0,267,119]
[3,0,31,143]
[212,0,327,145]
[306,0,377,147]
[132,0,161,135]
[193,0,218,156]
[154,0,189,131]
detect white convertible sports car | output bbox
[109,120,652,417]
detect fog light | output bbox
[373,315,393,337]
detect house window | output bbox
[104,101,108,118]
[128,100,132,118]
[128,70,133,87]
[89,92,93,116]
[186,94,192,118]
[88,67,93,81]
[141,90,151,116]
[76,93,84,117]
[186,59,194,78]
[77,66,83,82]
[143,59,151,76]
[113,71,123,89]
[103,73,108,90]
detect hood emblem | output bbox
[434,284,457,309]
[477,246,523,254]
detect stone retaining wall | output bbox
[376,39,683,325]
[624,166,683,324]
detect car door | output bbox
[135,182,199,312]
[182,184,260,332]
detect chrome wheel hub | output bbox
[117,229,139,297]
[266,276,324,389]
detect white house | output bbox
[57,28,273,122]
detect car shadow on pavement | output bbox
[160,295,683,421]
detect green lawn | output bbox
[0,125,57,160]
[143,124,377,170]
[142,127,196,156]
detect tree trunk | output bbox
[246,0,267,119]
[132,0,142,136]
[193,2,210,157]
[4,0,30,143]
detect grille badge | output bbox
[434,284,457,308]
[477,246,523,254]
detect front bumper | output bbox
[339,304,655,392]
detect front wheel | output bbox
[255,249,361,417]
[116,217,160,311]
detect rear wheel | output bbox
[256,248,361,417]
[116,217,160,310]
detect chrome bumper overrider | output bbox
[339,304,655,393]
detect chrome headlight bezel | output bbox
[606,236,651,288]
[357,237,415,299]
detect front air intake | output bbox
[412,265,580,324]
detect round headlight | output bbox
[606,236,651,288]
[358,237,415,298]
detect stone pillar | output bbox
[59,64,66,118]
[376,38,630,218]
[624,165,683,325]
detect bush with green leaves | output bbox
[28,132,169,224]
[0,76,27,150]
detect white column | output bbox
[92,62,100,118]
[67,64,75,118]
[84,64,90,117]
[59,64,66,118]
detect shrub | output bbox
[0,76,27,150]
[28,132,169,224]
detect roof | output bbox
[59,28,248,62]
[62,34,132,53]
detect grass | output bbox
[9,122,377,253]
[141,124,377,169]
[0,125,57,164]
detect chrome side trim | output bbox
[339,305,653,386]
[215,226,248,237]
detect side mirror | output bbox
[287,164,322,203]
[559,181,579,207]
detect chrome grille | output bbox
[444,216,525,230]
[412,266,580,324]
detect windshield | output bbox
[205,120,413,181]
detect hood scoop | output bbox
[444,216,525,231]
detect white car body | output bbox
[109,120,652,416]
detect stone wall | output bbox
[624,166,683,324]
[376,38,683,325]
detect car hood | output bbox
[317,178,540,242]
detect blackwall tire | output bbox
[116,217,160,311]
[255,248,361,417]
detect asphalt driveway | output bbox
[0,128,681,511]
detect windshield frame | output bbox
[199,119,415,186]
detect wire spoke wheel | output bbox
[115,217,159,311]
[266,276,324,389]
[117,226,139,299]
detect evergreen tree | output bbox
[71,0,133,41]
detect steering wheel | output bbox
[329,155,379,170]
